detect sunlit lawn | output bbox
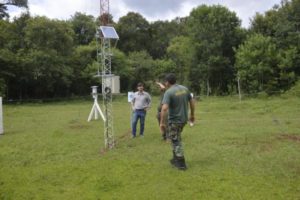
[0,95,299,200]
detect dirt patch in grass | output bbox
[259,142,274,153]
[69,120,90,130]
[69,124,90,129]
[277,134,300,143]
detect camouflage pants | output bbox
[168,123,185,157]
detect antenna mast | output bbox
[96,0,118,149]
[100,0,109,25]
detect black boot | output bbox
[176,156,187,170]
[170,151,176,166]
[170,154,187,170]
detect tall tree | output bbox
[70,12,96,45]
[167,36,195,86]
[0,20,15,97]
[235,34,280,93]
[20,16,75,98]
[69,43,98,96]
[0,0,28,19]
[188,5,243,95]
[250,0,300,76]
[116,12,150,54]
[127,51,154,89]
[148,18,187,59]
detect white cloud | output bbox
[110,0,131,22]
[221,0,280,27]
[7,0,281,27]
[29,0,86,19]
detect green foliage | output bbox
[70,12,96,45]
[167,36,195,86]
[188,5,243,95]
[111,48,131,92]
[128,51,154,86]
[153,59,176,78]
[0,78,6,97]
[9,0,28,7]
[283,80,300,97]
[148,18,187,59]
[1,1,300,99]
[24,16,74,55]
[0,5,9,19]
[116,12,151,54]
[23,17,74,97]
[69,44,98,95]
[235,34,278,93]
[277,47,298,90]
[0,0,28,19]
[235,33,297,94]
[250,0,300,76]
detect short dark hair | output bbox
[137,82,144,87]
[164,73,176,84]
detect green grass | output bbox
[0,96,300,200]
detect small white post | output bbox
[0,97,3,134]
[128,92,134,129]
[237,74,242,102]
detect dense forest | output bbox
[0,0,300,99]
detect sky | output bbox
[6,0,282,28]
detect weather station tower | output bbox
[95,0,119,149]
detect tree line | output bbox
[0,0,300,99]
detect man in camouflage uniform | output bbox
[160,73,195,170]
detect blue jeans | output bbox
[132,109,146,136]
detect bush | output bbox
[283,81,300,97]
[0,78,6,98]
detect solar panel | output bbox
[99,26,119,39]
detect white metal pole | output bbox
[94,98,99,120]
[0,97,3,134]
[237,75,242,102]
[128,92,134,129]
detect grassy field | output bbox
[0,95,300,200]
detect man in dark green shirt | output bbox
[160,73,195,170]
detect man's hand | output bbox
[160,124,166,134]
[189,115,195,123]
[155,82,165,91]
[160,104,169,134]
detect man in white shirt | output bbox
[131,82,151,138]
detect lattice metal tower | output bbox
[100,0,109,26]
[96,0,118,149]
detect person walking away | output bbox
[160,73,195,170]
[131,82,151,138]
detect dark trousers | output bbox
[132,110,146,136]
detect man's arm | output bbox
[147,93,151,109]
[189,99,195,123]
[131,97,135,111]
[155,82,165,91]
[160,104,169,133]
